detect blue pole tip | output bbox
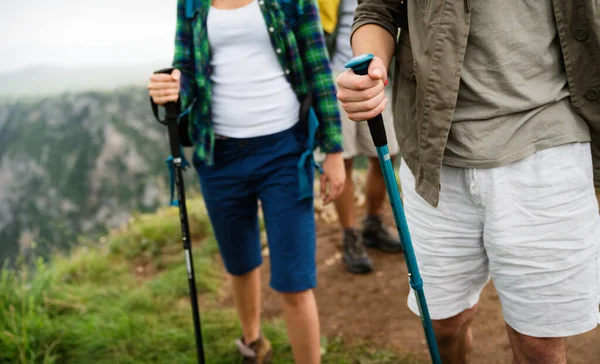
[344,53,374,72]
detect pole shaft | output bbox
[174,158,206,364]
[374,145,442,364]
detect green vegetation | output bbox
[0,197,421,364]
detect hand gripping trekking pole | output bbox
[151,68,205,364]
[345,54,441,364]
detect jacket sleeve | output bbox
[172,0,197,112]
[297,0,343,153]
[351,0,404,41]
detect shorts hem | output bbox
[270,275,317,293]
[504,315,599,338]
[224,259,263,277]
[343,150,400,160]
[407,295,480,321]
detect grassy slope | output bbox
[0,198,422,364]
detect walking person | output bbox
[337,0,600,362]
[318,0,402,275]
[148,0,345,362]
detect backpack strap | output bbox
[186,0,198,18]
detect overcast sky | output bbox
[0,0,178,72]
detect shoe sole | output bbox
[343,258,373,274]
[363,238,403,254]
[261,350,273,364]
[347,265,373,274]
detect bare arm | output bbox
[335,0,403,121]
[351,24,396,72]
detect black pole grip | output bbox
[151,67,182,158]
[151,68,180,126]
[346,55,388,147]
[367,115,387,147]
[167,123,181,159]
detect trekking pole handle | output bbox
[345,54,388,147]
[151,68,180,126]
[151,67,182,158]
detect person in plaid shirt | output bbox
[148,0,344,362]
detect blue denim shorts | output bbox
[193,123,316,293]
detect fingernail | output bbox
[372,68,382,77]
[384,79,389,86]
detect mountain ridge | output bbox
[0,86,199,263]
[0,63,169,98]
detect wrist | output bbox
[325,152,343,161]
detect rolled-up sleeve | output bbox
[297,0,343,153]
[172,0,196,111]
[351,0,403,42]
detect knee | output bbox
[280,290,313,309]
[518,337,564,363]
[433,306,478,344]
[508,326,566,363]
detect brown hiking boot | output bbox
[235,336,273,364]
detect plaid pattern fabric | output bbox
[173,0,342,165]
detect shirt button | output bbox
[258,0,264,5]
[285,69,290,75]
[585,88,599,101]
[574,28,588,41]
[268,27,274,33]
[276,48,282,54]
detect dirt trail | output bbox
[221,203,599,363]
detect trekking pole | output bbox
[345,54,442,364]
[151,68,205,364]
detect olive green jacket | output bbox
[353,0,600,207]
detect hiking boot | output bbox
[342,229,373,274]
[235,336,273,364]
[362,215,403,253]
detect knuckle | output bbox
[366,98,379,110]
[356,79,366,90]
[380,101,388,112]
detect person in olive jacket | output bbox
[337,1,600,363]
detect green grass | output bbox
[0,197,420,364]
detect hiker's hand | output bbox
[336,56,388,122]
[148,69,181,105]
[321,152,345,204]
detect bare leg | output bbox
[280,290,321,364]
[333,159,356,228]
[230,267,261,344]
[366,157,391,216]
[432,305,478,364]
[506,324,566,364]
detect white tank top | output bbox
[207,0,300,138]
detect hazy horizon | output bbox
[0,0,177,73]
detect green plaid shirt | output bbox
[173,0,343,165]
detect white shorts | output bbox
[401,142,600,337]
